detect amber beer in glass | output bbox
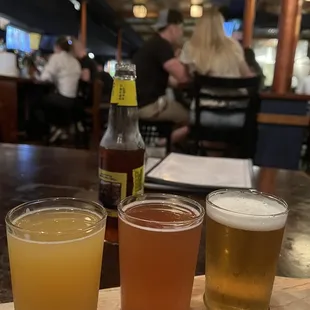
[204,189,288,310]
[6,198,107,310]
[118,193,205,310]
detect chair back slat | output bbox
[192,74,261,158]
[139,120,174,154]
[194,75,261,90]
[198,93,250,102]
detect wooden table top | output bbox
[0,75,51,85]
[0,144,310,303]
[1,276,309,309]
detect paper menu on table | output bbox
[146,153,253,189]
[145,157,161,174]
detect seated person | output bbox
[97,63,113,102]
[133,9,190,125]
[39,36,81,140]
[180,7,254,128]
[73,39,98,102]
[296,72,310,95]
[244,47,265,89]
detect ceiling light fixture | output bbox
[74,2,81,10]
[69,0,80,11]
[191,0,203,4]
[190,4,203,18]
[133,4,148,19]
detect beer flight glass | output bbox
[6,197,107,310]
[6,190,287,310]
[204,189,288,310]
[118,193,205,310]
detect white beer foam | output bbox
[120,200,202,232]
[207,192,288,231]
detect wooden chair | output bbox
[83,79,104,148]
[41,79,103,149]
[139,120,174,155]
[192,74,261,158]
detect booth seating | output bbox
[255,92,310,170]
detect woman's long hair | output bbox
[186,7,243,76]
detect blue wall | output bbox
[255,98,308,170]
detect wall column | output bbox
[80,0,87,48]
[243,0,256,48]
[272,0,303,93]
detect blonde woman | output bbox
[181,7,252,78]
[180,7,254,128]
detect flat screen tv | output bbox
[223,20,242,37]
[39,35,57,52]
[223,22,235,37]
[30,33,41,50]
[6,25,31,53]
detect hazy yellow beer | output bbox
[6,198,107,310]
[205,189,288,310]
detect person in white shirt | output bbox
[41,36,81,98]
[296,75,310,95]
[39,37,81,141]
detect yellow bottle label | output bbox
[110,80,137,107]
[98,169,127,218]
[132,165,145,195]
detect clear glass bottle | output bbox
[98,63,145,243]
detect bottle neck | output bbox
[108,69,139,132]
[108,104,139,133]
[111,77,137,108]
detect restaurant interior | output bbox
[0,0,310,309]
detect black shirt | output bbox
[98,71,113,102]
[133,34,175,107]
[78,56,98,100]
[80,56,98,82]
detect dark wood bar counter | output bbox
[0,75,52,143]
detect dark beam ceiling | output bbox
[2,0,310,57]
[0,0,143,56]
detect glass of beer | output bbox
[118,193,205,310]
[204,189,288,310]
[6,197,107,310]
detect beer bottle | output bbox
[99,63,145,244]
